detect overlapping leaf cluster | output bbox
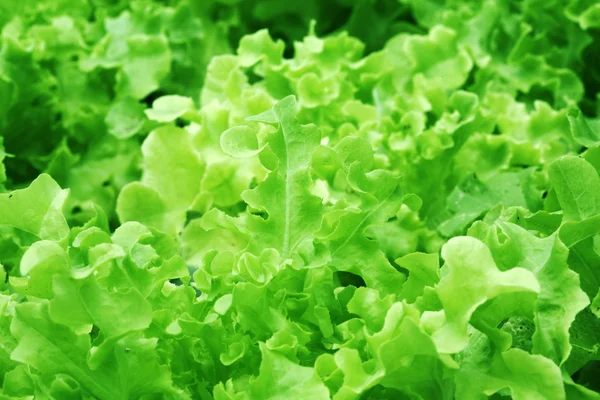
[2,0,600,398]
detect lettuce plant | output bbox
[1,0,600,398]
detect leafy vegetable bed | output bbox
[1,0,600,398]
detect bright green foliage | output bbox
[238,95,323,258]
[2,0,600,398]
